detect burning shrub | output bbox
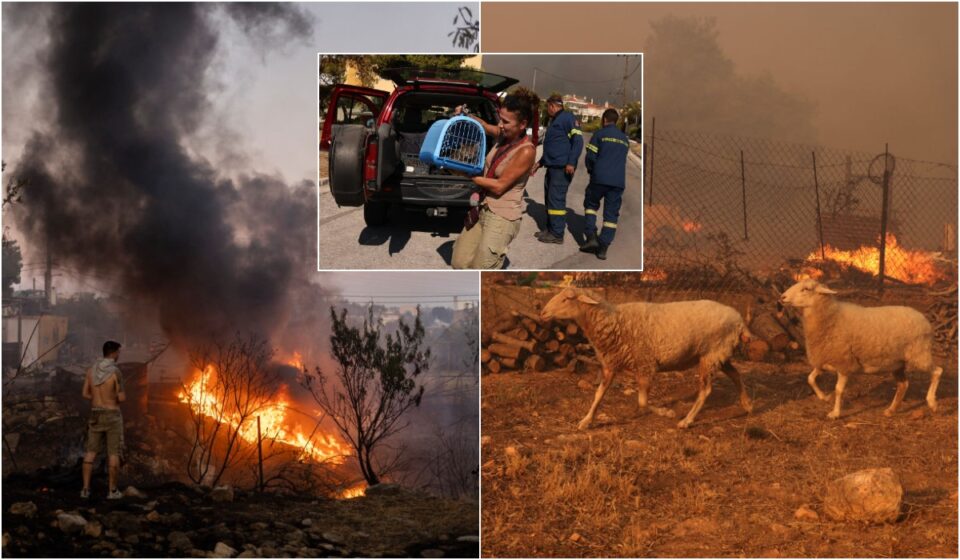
[178,334,351,491]
[179,334,279,487]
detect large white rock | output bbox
[823,468,903,523]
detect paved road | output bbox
[318,133,643,270]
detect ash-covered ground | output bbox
[3,472,478,558]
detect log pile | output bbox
[482,310,597,374]
[926,285,957,351]
[743,276,807,362]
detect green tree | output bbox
[305,306,431,486]
[319,55,469,112]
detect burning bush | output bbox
[178,334,350,490]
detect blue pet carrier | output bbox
[419,116,486,176]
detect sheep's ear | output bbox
[577,294,600,305]
[815,285,837,295]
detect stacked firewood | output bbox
[926,285,958,351]
[742,276,807,362]
[481,309,598,374]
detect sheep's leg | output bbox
[827,371,849,420]
[678,362,715,429]
[883,367,908,417]
[635,371,674,418]
[808,367,830,401]
[926,366,942,412]
[720,360,753,413]
[578,365,614,430]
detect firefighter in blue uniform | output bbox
[580,108,630,260]
[534,94,583,244]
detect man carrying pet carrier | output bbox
[534,94,583,244]
[579,108,630,260]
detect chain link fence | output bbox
[486,126,957,355]
[637,125,957,293]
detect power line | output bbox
[531,60,642,86]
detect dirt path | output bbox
[481,361,958,558]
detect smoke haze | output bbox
[5,3,316,346]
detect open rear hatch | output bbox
[379,67,519,93]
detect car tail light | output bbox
[364,140,378,185]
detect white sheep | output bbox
[780,278,942,419]
[539,287,753,430]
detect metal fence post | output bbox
[878,143,891,294]
[257,416,264,492]
[647,117,655,206]
[812,151,825,260]
[740,150,748,240]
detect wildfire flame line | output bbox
[803,233,948,286]
[178,366,350,465]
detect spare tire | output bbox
[329,124,367,207]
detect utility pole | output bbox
[615,55,631,132]
[44,231,52,308]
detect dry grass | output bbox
[481,360,958,557]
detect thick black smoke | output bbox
[11,3,315,346]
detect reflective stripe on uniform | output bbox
[602,221,618,228]
[601,137,630,147]
[585,144,599,153]
[584,209,598,215]
[548,209,567,216]
[568,129,582,138]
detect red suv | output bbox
[320,67,539,227]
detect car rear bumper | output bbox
[371,178,476,207]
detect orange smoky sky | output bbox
[482,2,957,164]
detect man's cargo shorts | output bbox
[85,408,124,456]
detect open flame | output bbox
[803,233,949,285]
[682,220,703,233]
[339,484,366,499]
[286,351,305,371]
[178,366,350,465]
[641,268,669,282]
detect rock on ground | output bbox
[167,530,193,553]
[123,486,147,499]
[85,521,103,538]
[57,512,88,534]
[794,505,819,522]
[823,467,903,523]
[8,501,37,518]
[210,485,234,503]
[212,542,237,558]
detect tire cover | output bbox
[329,124,367,207]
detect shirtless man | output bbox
[81,340,126,499]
